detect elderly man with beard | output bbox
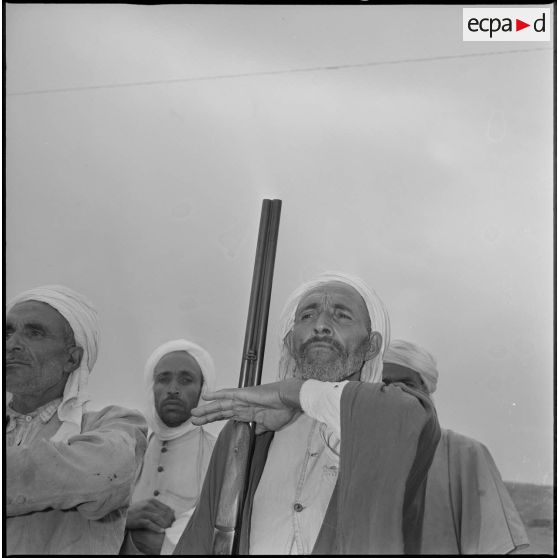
[5,285,148,555]
[173,272,440,555]
[383,339,530,555]
[121,340,217,555]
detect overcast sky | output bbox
[6,3,554,484]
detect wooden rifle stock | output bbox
[212,199,282,555]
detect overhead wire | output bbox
[7,46,551,97]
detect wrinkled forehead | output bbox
[296,281,370,322]
[7,300,71,336]
[154,350,203,377]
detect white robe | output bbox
[124,427,215,554]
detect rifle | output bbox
[212,199,282,555]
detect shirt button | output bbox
[293,503,304,512]
[161,447,168,453]
[153,490,160,497]
[25,416,32,422]
[157,466,164,472]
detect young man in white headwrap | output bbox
[5,284,148,555]
[121,340,217,555]
[383,339,530,554]
[174,272,441,555]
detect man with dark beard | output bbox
[173,272,440,555]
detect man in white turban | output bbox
[174,272,440,555]
[121,339,217,555]
[6,284,148,555]
[383,339,530,554]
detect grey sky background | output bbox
[6,4,553,484]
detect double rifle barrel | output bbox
[212,199,282,555]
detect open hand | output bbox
[126,498,175,532]
[191,379,305,434]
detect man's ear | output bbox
[65,345,84,374]
[364,332,382,360]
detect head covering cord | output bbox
[7,284,100,442]
[383,339,439,394]
[143,339,216,441]
[277,271,391,383]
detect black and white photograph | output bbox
[5,3,554,555]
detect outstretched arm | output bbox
[190,378,305,434]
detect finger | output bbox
[255,424,268,435]
[149,498,173,510]
[146,511,174,529]
[201,389,240,401]
[191,409,235,425]
[191,400,233,417]
[156,513,175,528]
[140,518,165,533]
[197,407,256,425]
[149,499,175,516]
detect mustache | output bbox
[300,336,346,356]
[162,395,185,404]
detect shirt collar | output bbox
[6,397,62,429]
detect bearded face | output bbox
[293,334,372,382]
[288,282,374,382]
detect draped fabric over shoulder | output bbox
[312,382,440,554]
[172,382,440,555]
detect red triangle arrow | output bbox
[516,19,530,31]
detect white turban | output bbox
[277,271,391,383]
[144,339,216,441]
[6,284,99,442]
[383,339,439,394]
